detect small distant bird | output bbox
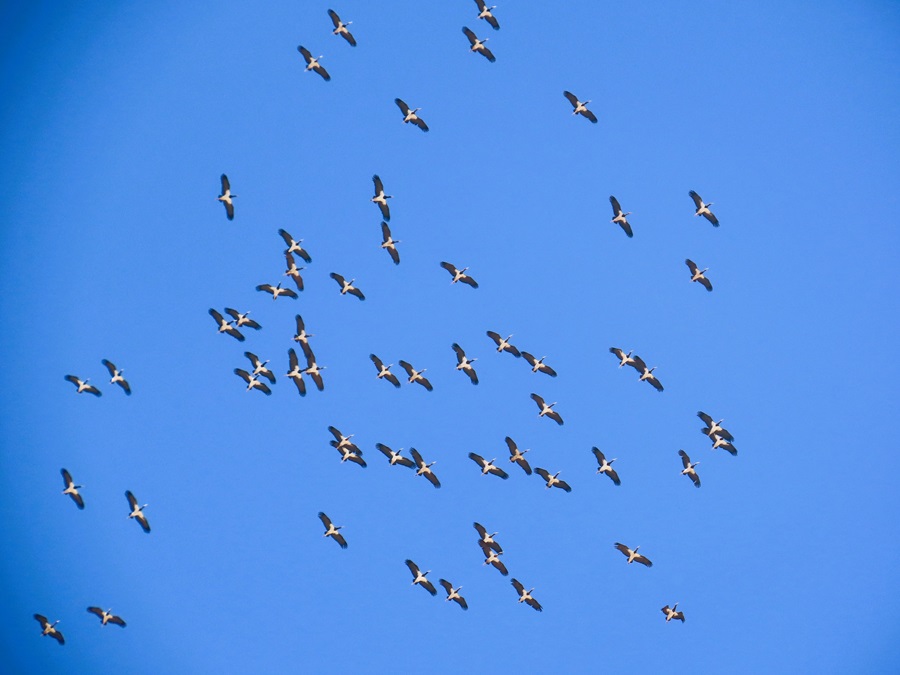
[64,375,101,397]
[482,548,508,575]
[440,261,478,288]
[689,190,719,226]
[284,252,305,291]
[486,331,521,357]
[511,579,542,612]
[286,348,306,396]
[244,351,276,384]
[685,259,713,292]
[614,542,652,567]
[328,426,360,454]
[710,434,738,456]
[505,436,532,475]
[209,309,245,341]
[678,450,701,488]
[662,604,685,623]
[234,368,272,395]
[474,0,500,29]
[376,443,415,468]
[591,448,621,486]
[563,91,597,123]
[395,98,429,132]
[609,196,633,238]
[125,490,150,533]
[301,342,326,391]
[87,607,126,627]
[370,354,401,388]
[535,467,572,492]
[293,314,314,345]
[522,352,557,377]
[100,359,131,395]
[224,308,261,331]
[217,174,236,220]
[371,175,393,220]
[333,443,367,467]
[318,512,348,548]
[380,221,401,264]
[278,229,312,262]
[329,272,365,300]
[439,579,468,610]
[297,46,330,81]
[462,27,495,62]
[452,343,479,384]
[256,282,298,301]
[609,347,636,369]
[411,447,440,488]
[399,360,433,391]
[630,355,664,392]
[60,469,85,509]
[468,452,509,479]
[406,559,437,595]
[474,522,502,553]
[530,393,564,425]
[327,9,356,46]
[697,412,734,441]
[34,614,64,645]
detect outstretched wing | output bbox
[395,98,410,115]
[563,90,579,107]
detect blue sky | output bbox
[2,1,899,672]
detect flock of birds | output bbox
[41,1,742,645]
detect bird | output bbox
[87,607,126,627]
[100,359,131,395]
[329,272,365,300]
[439,579,468,610]
[563,91,597,123]
[440,261,478,288]
[209,309,245,341]
[474,0,500,29]
[318,512,348,548]
[474,522,502,553]
[224,308,261,331]
[535,467,572,492]
[380,221,400,264]
[395,98,429,132]
[511,579,542,612]
[614,542,652,567]
[333,444,366,467]
[689,190,719,226]
[530,393,564,425]
[468,452,509,479]
[629,355,664,392]
[486,331,521,357]
[452,343,479,384]
[256,282,298,301]
[678,450,701,488]
[609,347,636,369]
[284,253,305,291]
[327,9,356,46]
[301,342,326,391]
[482,548,508,575]
[60,468,85,509]
[710,434,738,456]
[234,368,272,395]
[371,175,393,220]
[406,559,437,595]
[292,314,314,346]
[64,375,101,396]
[462,27,495,62]
[286,348,307,396]
[375,443,415,468]
[410,448,440,488]
[278,229,312,262]
[591,448,621,486]
[34,614,64,645]
[244,352,276,384]
[328,426,360,454]
[125,490,150,533]
[217,174,236,220]
[609,196,634,238]
[370,354,401,387]
[297,46,330,81]
[505,436,532,475]
[685,259,713,292]
[399,360,433,391]
[697,411,734,441]
[521,352,557,377]
[662,604,685,623]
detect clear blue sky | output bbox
[2,1,899,672]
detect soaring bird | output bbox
[530,393,564,425]
[60,468,85,509]
[405,559,437,595]
[614,542,652,567]
[328,426,360,455]
[209,309,245,341]
[411,448,440,488]
[234,368,272,395]
[535,467,572,492]
[630,355,664,392]
[371,175,393,220]
[224,308,261,331]
[462,27,495,62]
[125,490,150,533]
[521,352,557,377]
[482,548,508,575]
[370,354,401,388]
[333,443,367,467]
[284,252,305,291]
[244,352,276,384]
[440,261,478,288]
[609,196,633,238]
[34,614,64,645]
[380,221,401,264]
[678,450,701,488]
[256,282,298,301]
[87,607,126,627]
[662,604,686,623]
[563,91,597,123]
[474,0,500,29]
[376,443,415,468]
[685,259,713,292]
[292,314,314,346]
[591,448,621,486]
[395,98,429,132]
[278,229,312,262]
[301,342,326,391]
[330,272,365,300]
[101,359,131,395]
[698,412,734,441]
[511,579,542,612]
[609,347,636,369]
[486,331,521,357]
[64,375,101,397]
[286,348,307,396]
[505,436,532,475]
[468,452,509,479]
[710,434,738,456]
[689,190,719,226]
[297,46,330,81]
[474,522,502,553]
[318,512,348,548]
[439,579,468,610]
[452,343,479,384]
[399,360,433,391]
[217,174,236,220]
[327,9,356,46]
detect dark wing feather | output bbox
[619,219,633,237]
[460,275,478,288]
[481,46,496,62]
[298,45,313,62]
[440,579,453,594]
[452,343,466,362]
[278,228,294,247]
[385,372,401,387]
[405,559,419,578]
[563,91,579,107]
[556,479,572,492]
[526,597,543,612]
[410,447,424,467]
[629,355,648,373]
[378,200,390,220]
[398,360,414,377]
[224,201,234,220]
[535,467,550,481]
[328,9,341,28]
[530,392,545,407]
[547,410,564,425]
[290,374,306,396]
[485,14,499,30]
[61,468,73,487]
[101,359,117,376]
[370,354,384,370]
[318,512,332,529]
[685,259,699,274]
[700,277,713,292]
[581,108,598,123]
[418,376,433,391]
[635,555,653,567]
[224,327,245,341]
[342,30,356,47]
[704,210,719,226]
[679,450,691,468]
[395,98,410,115]
[468,452,485,468]
[87,607,104,619]
[414,117,429,132]
[592,447,606,465]
[387,245,400,264]
[689,190,703,208]
[609,196,622,216]
[425,471,441,488]
[108,615,126,627]
[314,64,331,81]
[348,287,365,301]
[462,26,477,45]
[125,490,138,509]
[373,174,384,195]
[220,174,230,193]
[421,579,437,596]
[607,468,621,486]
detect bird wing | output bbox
[347,453,366,468]
[422,579,438,595]
[387,245,400,264]
[717,427,734,441]
[395,98,410,115]
[679,450,691,469]
[376,443,394,460]
[87,607,104,619]
[619,219,633,237]
[493,559,509,576]
[690,472,701,487]
[290,374,307,396]
[327,426,344,443]
[278,228,294,248]
[609,196,622,217]
[460,274,478,288]
[697,411,714,427]
[327,8,341,28]
[607,468,621,486]
[614,543,630,557]
[372,174,384,195]
[556,479,572,492]
[539,363,557,377]
[485,14,499,29]
[530,392,545,407]
[689,190,703,209]
[333,531,349,548]
[703,210,719,226]
[384,372,401,387]
[592,447,606,465]
[505,437,519,455]
[398,360,414,377]
[245,352,261,368]
[490,465,509,479]
[378,200,390,220]
[300,341,316,366]
[535,467,550,481]
[648,376,664,392]
[125,490,138,509]
[51,630,65,644]
[234,368,251,383]
[629,355,648,373]
[298,45,313,63]
[473,522,488,538]
[405,559,420,578]
[563,90,579,107]
[700,277,713,292]
[224,200,234,220]
[685,258,699,274]
[294,314,307,334]
[220,174,230,193]
[511,578,525,595]
[475,0,487,10]
[281,287,299,299]
[209,308,226,325]
[547,410,564,425]
[439,579,453,595]
[468,452,485,468]
[425,470,441,488]
[516,457,533,474]
[256,284,274,294]
[451,343,466,363]
[318,512,333,529]
[418,376,433,391]
[64,374,80,386]
[348,287,365,301]
[101,359,117,377]
[108,615,127,627]
[84,384,102,396]
[72,492,85,509]
[314,64,331,81]
[410,447,424,467]
[464,366,479,384]
[289,348,300,371]
[521,352,537,367]
[462,26,477,45]
[34,613,49,627]
[369,354,385,371]
[581,108,598,123]
[61,468,73,487]
[330,272,345,287]
[341,30,356,47]
[136,513,151,533]
[635,555,653,567]
[414,117,429,132]
[481,46,496,62]
[380,221,392,242]
[526,597,543,612]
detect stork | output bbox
[327,9,356,46]
[563,91,597,123]
[474,0,500,29]
[297,46,331,81]
[60,468,85,509]
[698,411,734,441]
[64,375,101,397]
[486,331,521,357]
[629,355,664,392]
[380,221,401,264]
[678,450,701,488]
[462,27,495,62]
[483,548,508,575]
[468,452,509,479]
[411,448,440,487]
[329,272,365,300]
[87,607,126,627]
[521,352,557,377]
[505,436,532,475]
[33,614,64,645]
[369,354,401,387]
[209,309,245,341]
[286,348,307,396]
[101,359,131,395]
[328,426,360,454]
[256,282,298,301]
[301,342,326,391]
[614,542,652,567]
[474,522,502,553]
[125,490,150,533]
[318,512,348,548]
[376,443,415,468]
[217,174,236,220]
[609,196,633,238]
[710,434,738,456]
[278,229,312,262]
[395,98,429,132]
[535,467,572,492]
[452,343,479,384]
[662,604,685,623]
[609,347,636,368]
[689,190,719,226]
[685,259,713,291]
[284,252,305,291]
[371,175,393,220]
[224,308,261,331]
[530,393,564,425]
[591,448,621,486]
[244,351,276,384]
[333,443,366,467]
[439,580,468,610]
[399,360,433,391]
[292,314,314,345]
[511,579,542,612]
[440,261,478,288]
[234,368,272,395]
[405,559,437,595]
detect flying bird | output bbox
[511,579,542,612]
[333,443,367,467]
[630,355,664,392]
[439,579,468,610]
[100,359,131,395]
[614,542,652,567]
[440,261,478,287]
[462,27,495,62]
[371,175,393,220]
[34,614,64,645]
[468,452,509,479]
[609,196,633,238]
[380,221,401,264]
[318,512,348,548]
[209,309,245,341]
[376,443,415,468]
[474,522,502,553]
[327,9,356,46]
[710,434,738,456]
[452,343,479,384]
[297,46,330,81]
[609,347,636,369]
[411,448,440,488]
[685,259,713,291]
[256,282,298,301]
[399,360,433,391]
[563,91,597,123]
[286,348,307,396]
[64,375,101,397]
[125,490,150,533]
[234,368,272,395]
[244,351,276,384]
[678,450,701,488]
[87,607,126,627]
[301,342,326,391]
[474,0,500,29]
[505,436,532,475]
[292,314,314,345]
[530,393,564,425]
[521,352,557,377]
[395,98,429,132]
[328,426,360,454]
[278,229,312,262]
[482,548,508,575]
[486,331,521,357]
[689,190,719,226]
[329,273,365,300]
[698,412,734,441]
[405,559,437,595]
[60,469,85,509]
[662,604,686,623]
[591,448,621,486]
[370,354,401,388]
[224,308,261,331]
[217,174,236,220]
[535,467,572,492]
[284,252,305,291]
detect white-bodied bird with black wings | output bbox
[521,352,557,377]
[474,522,502,553]
[330,272,365,300]
[209,309,245,341]
[292,314,314,346]
[474,0,500,29]
[563,91,597,123]
[244,352,276,384]
[399,360,433,391]
[318,512,348,548]
[234,368,272,395]
[629,355,664,392]
[371,175,392,220]
[678,450,701,487]
[591,448,621,486]
[328,426,360,454]
[440,261,478,288]
[689,190,719,226]
[411,448,440,487]
[535,467,572,492]
[370,354,401,388]
[685,259,713,291]
[284,252,305,291]
[87,607,126,627]
[614,542,652,567]
[710,433,738,455]
[376,443,415,468]
[327,9,356,46]
[405,559,437,595]
[125,490,150,533]
[505,436,532,475]
[486,331,521,357]
[439,579,468,610]
[511,579,542,612]
[380,221,400,264]
[530,393,564,425]
[60,469,85,509]
[217,174,236,220]
[64,375,101,397]
[698,411,734,441]
[224,308,261,331]
[286,348,306,396]
[256,282,298,301]
[301,342,326,391]
[482,548,508,575]
[333,443,367,467]
[462,26,495,62]
[278,229,312,262]
[452,343,479,384]
[662,603,685,623]
[297,46,330,81]
[395,98,429,132]
[609,347,636,369]
[468,452,509,479]
[34,614,64,645]
[101,359,131,395]
[609,196,634,238]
